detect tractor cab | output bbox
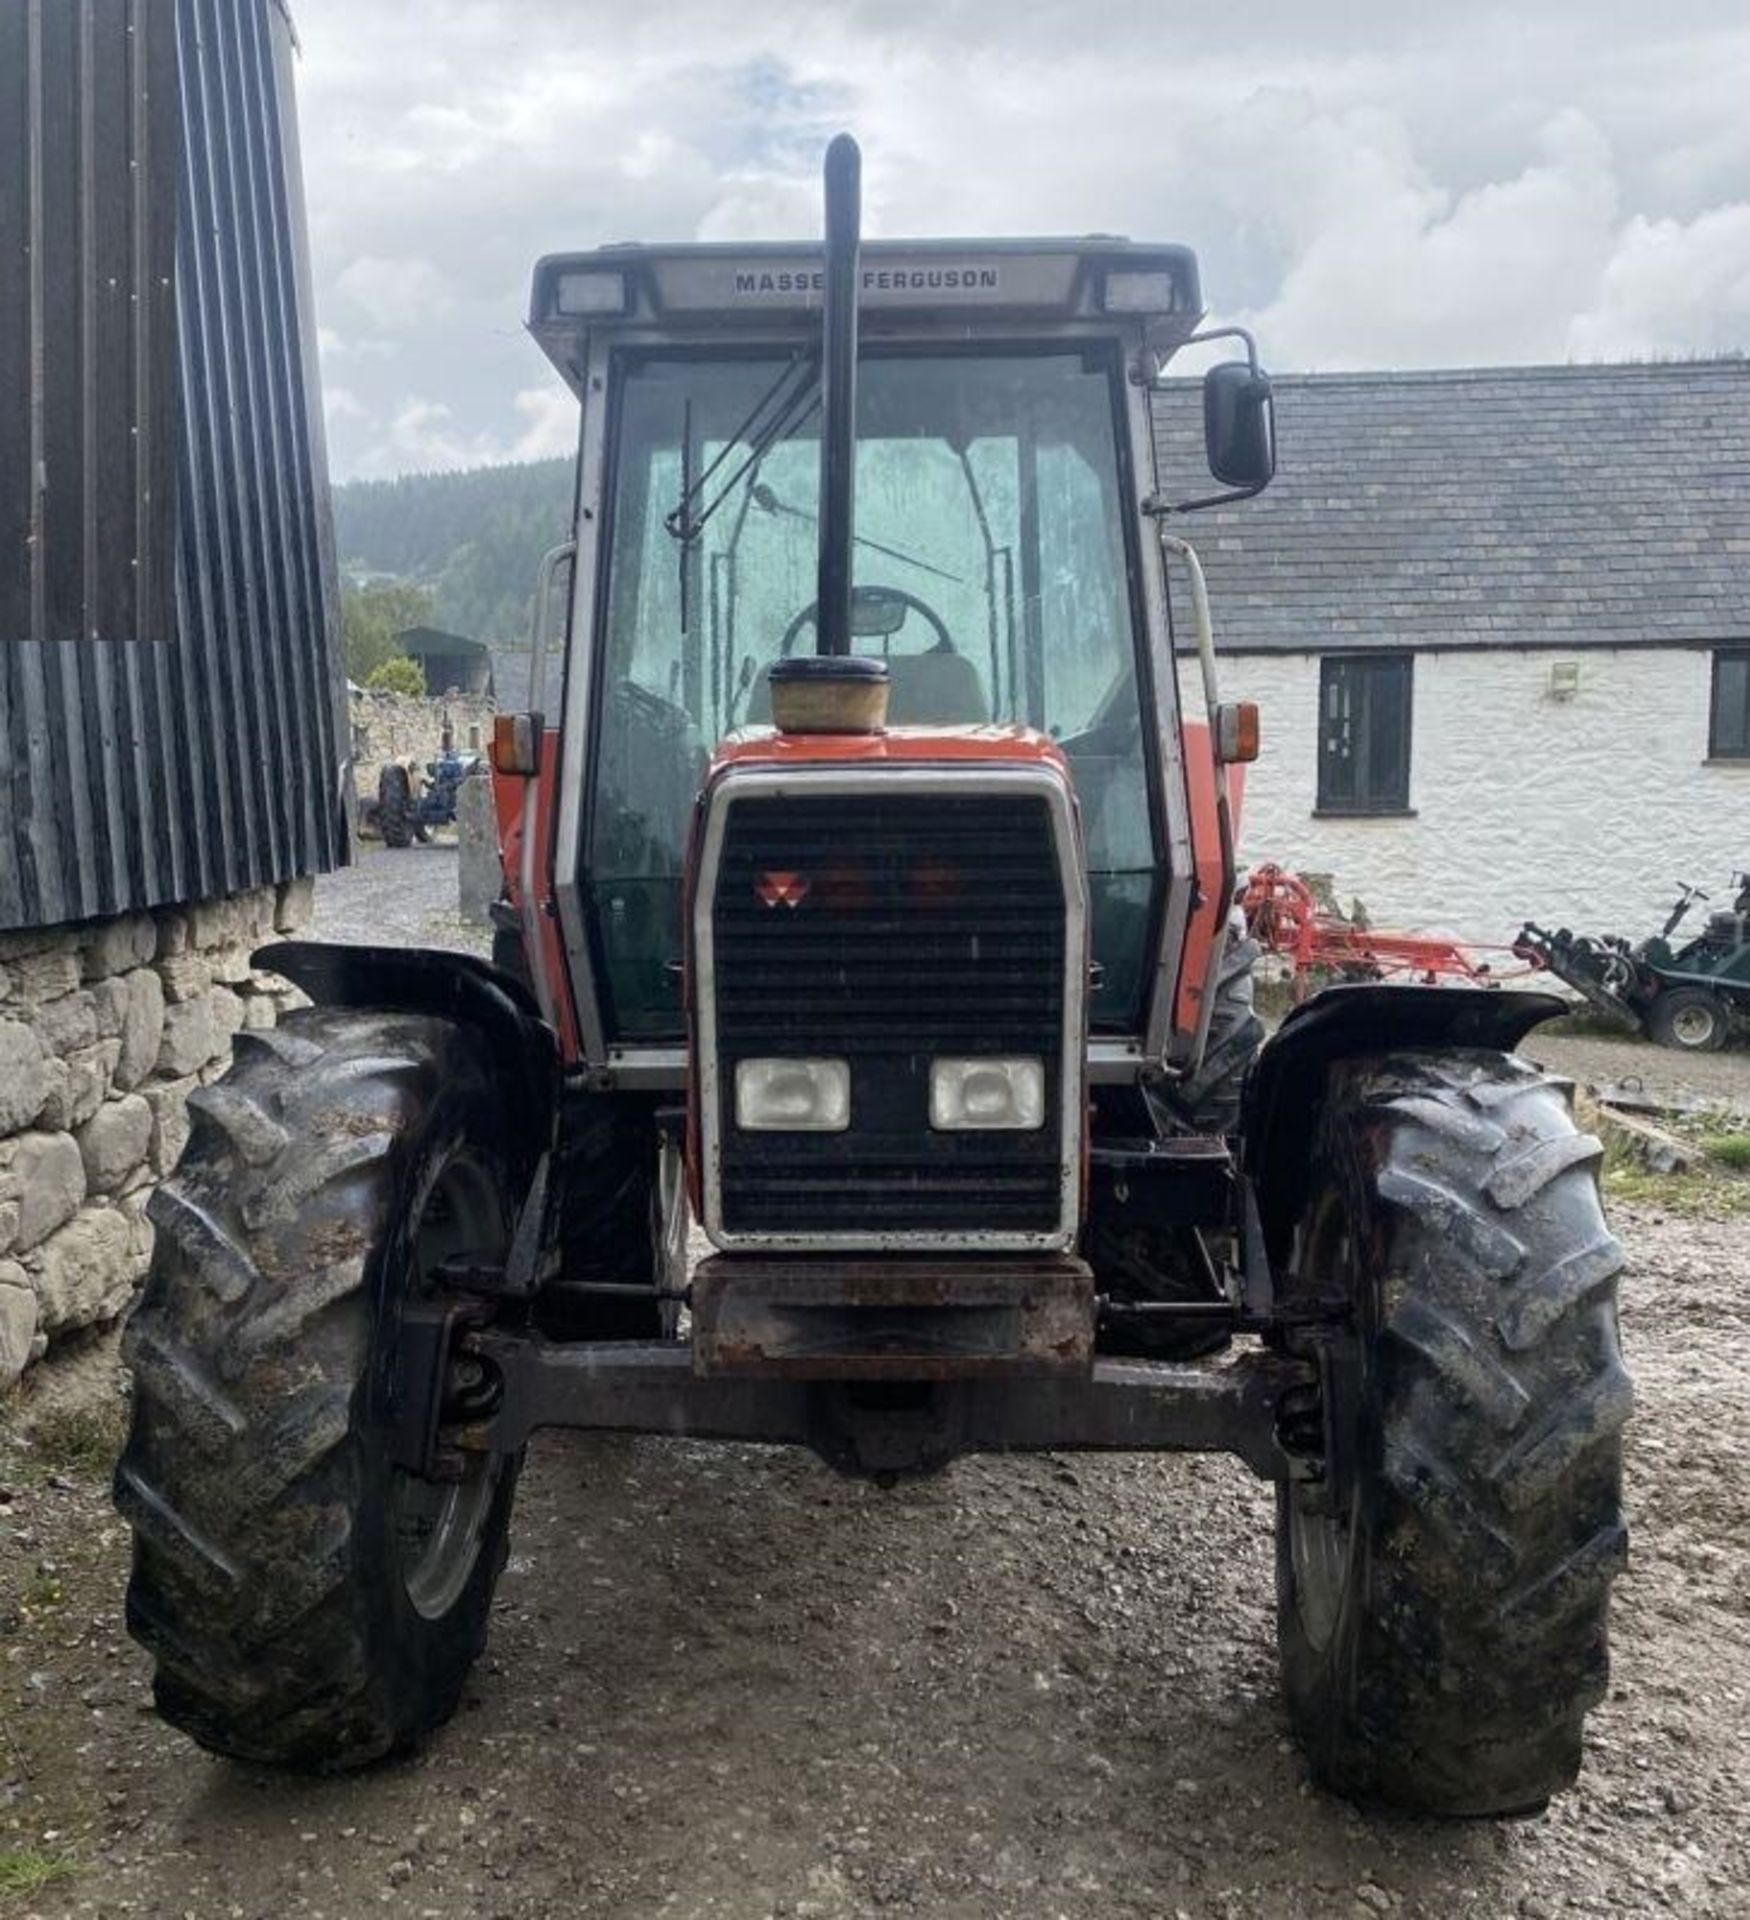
[521,220,1269,1072]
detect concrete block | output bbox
[158,994,218,1077]
[0,1019,50,1132]
[0,1131,86,1253]
[0,1262,37,1388]
[156,953,212,1003]
[31,1205,137,1333]
[114,967,166,1092]
[76,1094,154,1193]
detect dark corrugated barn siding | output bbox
[0,0,348,930]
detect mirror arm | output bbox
[1143,480,1269,519]
[1181,323,1264,371]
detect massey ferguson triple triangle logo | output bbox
[756,871,811,909]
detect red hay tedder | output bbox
[1242,864,1543,997]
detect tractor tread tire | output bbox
[1163,915,1265,1136]
[116,1012,517,1772]
[1278,1050,1630,1817]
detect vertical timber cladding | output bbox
[0,0,347,930]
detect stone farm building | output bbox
[0,1,346,1385]
[1155,359,1750,944]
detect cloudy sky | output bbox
[291,0,1750,481]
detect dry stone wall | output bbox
[0,879,313,1386]
[350,688,495,805]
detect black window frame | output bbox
[1316,652,1414,817]
[1709,647,1750,761]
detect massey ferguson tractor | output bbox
[115,139,1630,1817]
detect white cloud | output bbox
[1570,203,1750,358]
[333,254,455,332]
[509,383,579,461]
[1241,109,1622,368]
[288,1,1750,477]
[323,384,367,426]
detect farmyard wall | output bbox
[0,883,312,1385]
[1223,647,1749,944]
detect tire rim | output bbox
[1285,1194,1358,1654]
[393,1148,507,1622]
[1671,1003,1716,1048]
[1288,1442,1355,1653]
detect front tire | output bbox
[115,1011,523,1771]
[1646,984,1729,1052]
[1275,1050,1631,1815]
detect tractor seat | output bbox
[747,648,988,726]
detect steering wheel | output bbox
[779,584,956,658]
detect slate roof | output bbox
[1149,360,1750,652]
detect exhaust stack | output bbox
[771,133,888,734]
[815,133,861,659]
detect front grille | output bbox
[706,781,1073,1240]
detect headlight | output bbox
[929,1057,1045,1131]
[735,1057,851,1131]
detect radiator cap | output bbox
[768,655,890,734]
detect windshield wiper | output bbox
[749,482,964,585]
[663,352,820,547]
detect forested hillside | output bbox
[332,458,573,643]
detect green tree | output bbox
[340,578,437,681]
[363,653,426,696]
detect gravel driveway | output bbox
[2,1200,1746,1918]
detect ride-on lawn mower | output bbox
[115,139,1630,1816]
[1517,873,1750,1051]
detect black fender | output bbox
[255,941,561,1174]
[1241,983,1568,1271]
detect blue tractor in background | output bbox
[376,744,481,848]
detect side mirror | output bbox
[1204,360,1275,490]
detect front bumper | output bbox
[689,1254,1095,1379]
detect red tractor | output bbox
[116,139,1629,1816]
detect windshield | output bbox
[588,345,1156,1038]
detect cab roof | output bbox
[528,237,1203,395]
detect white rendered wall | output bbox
[1222,648,1750,947]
